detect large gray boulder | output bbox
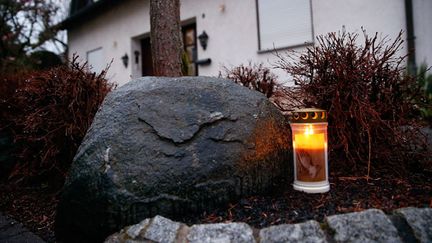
[56,77,291,242]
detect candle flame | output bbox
[293,123,326,149]
[304,124,314,135]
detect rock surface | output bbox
[0,212,45,243]
[0,130,15,180]
[395,207,432,243]
[187,223,255,243]
[105,207,432,243]
[56,77,291,242]
[143,216,182,243]
[259,220,327,243]
[326,209,402,243]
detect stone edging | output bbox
[0,212,45,243]
[105,207,432,243]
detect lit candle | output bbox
[290,109,329,193]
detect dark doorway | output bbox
[141,22,197,76]
[141,37,153,76]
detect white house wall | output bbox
[413,0,432,69]
[313,0,406,39]
[68,0,151,84]
[68,0,430,86]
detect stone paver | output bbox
[0,212,45,243]
[187,222,255,243]
[105,207,432,243]
[126,218,151,239]
[143,215,183,243]
[395,207,432,243]
[326,209,402,243]
[260,220,327,243]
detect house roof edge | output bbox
[60,0,124,30]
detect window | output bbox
[86,47,104,73]
[70,0,93,15]
[257,0,313,51]
[182,23,197,76]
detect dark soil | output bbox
[183,170,432,227]
[0,169,431,242]
[0,182,58,242]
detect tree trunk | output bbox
[150,0,183,77]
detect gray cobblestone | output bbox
[0,212,45,243]
[105,207,431,243]
[126,218,151,239]
[143,216,182,243]
[395,207,432,243]
[260,220,327,243]
[187,222,255,243]
[326,209,402,243]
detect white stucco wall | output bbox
[68,0,426,86]
[413,0,432,69]
[68,0,150,84]
[312,0,406,38]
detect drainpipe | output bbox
[405,0,417,74]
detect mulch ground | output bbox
[0,169,431,242]
[184,170,432,227]
[0,183,58,242]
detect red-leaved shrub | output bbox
[0,56,115,184]
[221,30,429,178]
[275,30,428,176]
[220,62,277,98]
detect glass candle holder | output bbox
[290,108,329,193]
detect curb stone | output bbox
[0,212,45,243]
[105,207,432,243]
[395,207,432,243]
[259,220,327,243]
[187,222,255,243]
[144,215,183,243]
[326,209,402,243]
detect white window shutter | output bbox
[86,47,104,73]
[258,0,313,50]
